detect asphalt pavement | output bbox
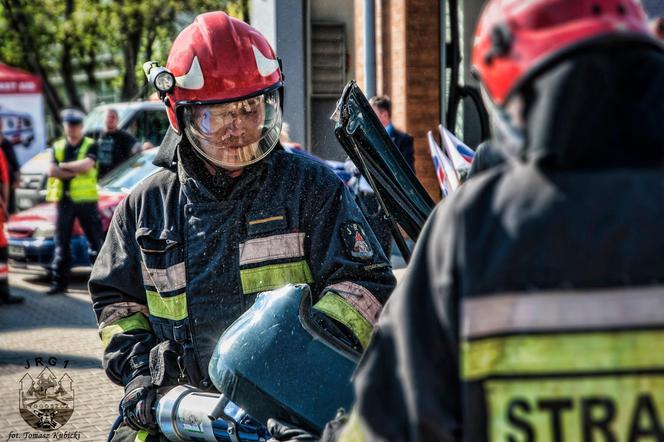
[0,268,122,441]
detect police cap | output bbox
[60,108,86,124]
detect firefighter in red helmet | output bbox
[89,12,395,441]
[270,0,664,440]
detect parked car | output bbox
[83,101,170,147]
[0,109,34,147]
[15,100,169,210]
[15,149,52,211]
[8,149,160,269]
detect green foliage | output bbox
[0,0,247,108]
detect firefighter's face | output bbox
[183,92,281,169]
[194,98,265,151]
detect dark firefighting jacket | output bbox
[333,47,664,441]
[89,142,396,389]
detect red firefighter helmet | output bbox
[164,12,282,132]
[472,0,658,106]
[151,12,284,169]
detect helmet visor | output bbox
[183,90,281,169]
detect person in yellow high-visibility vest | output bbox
[46,108,103,295]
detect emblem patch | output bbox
[341,223,374,261]
[19,361,74,431]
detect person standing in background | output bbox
[46,108,103,295]
[0,143,21,305]
[369,96,414,171]
[96,108,140,179]
[0,119,21,214]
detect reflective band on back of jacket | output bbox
[461,286,664,441]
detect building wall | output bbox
[311,0,356,81]
[355,0,441,201]
[251,0,307,150]
[308,0,356,160]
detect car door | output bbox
[333,81,435,261]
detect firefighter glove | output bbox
[120,375,158,432]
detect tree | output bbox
[0,0,246,121]
[0,0,64,122]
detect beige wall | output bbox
[311,0,356,80]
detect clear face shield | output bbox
[480,85,526,160]
[183,90,282,170]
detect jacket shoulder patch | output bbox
[340,222,374,261]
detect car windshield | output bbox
[99,149,159,193]
[83,106,132,133]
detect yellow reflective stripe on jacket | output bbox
[134,430,150,442]
[146,290,188,321]
[46,137,98,203]
[326,281,382,326]
[485,376,664,441]
[462,329,664,381]
[45,178,63,202]
[99,312,151,348]
[314,292,373,349]
[240,260,313,294]
[338,411,366,442]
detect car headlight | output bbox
[33,226,55,239]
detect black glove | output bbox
[119,375,158,432]
[267,418,318,442]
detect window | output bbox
[134,109,170,146]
